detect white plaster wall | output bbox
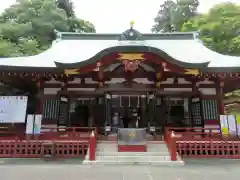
[164,88,192,92]
[44,79,61,84]
[133,78,154,84]
[161,78,174,84]
[44,88,60,94]
[85,78,97,84]
[105,78,125,84]
[69,78,81,84]
[178,78,191,84]
[204,125,220,132]
[199,88,216,95]
[197,80,214,86]
[67,88,95,91]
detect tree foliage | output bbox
[152,0,199,32]
[152,1,240,56]
[0,0,95,57]
[182,2,240,55]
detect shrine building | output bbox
[0,23,240,135]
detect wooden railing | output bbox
[0,127,98,141]
[164,127,240,160]
[39,127,98,141]
[0,127,97,160]
[0,140,89,158]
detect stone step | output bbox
[96,155,172,161]
[147,147,169,152]
[96,151,169,156]
[82,160,184,166]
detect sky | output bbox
[0,0,239,33]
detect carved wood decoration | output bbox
[117,53,145,72]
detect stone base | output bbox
[82,160,184,166]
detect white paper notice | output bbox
[228,115,237,135]
[26,115,34,134]
[0,96,28,123]
[220,115,229,135]
[34,115,42,134]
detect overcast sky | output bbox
[0,0,239,33]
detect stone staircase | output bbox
[83,141,184,166]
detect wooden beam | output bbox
[43,82,217,89]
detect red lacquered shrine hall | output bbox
[0,24,240,136]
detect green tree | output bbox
[152,0,199,32]
[56,0,75,17]
[182,3,240,55]
[0,0,95,57]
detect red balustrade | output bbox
[164,127,240,160]
[39,127,98,141]
[0,140,89,158]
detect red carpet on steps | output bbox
[118,145,146,152]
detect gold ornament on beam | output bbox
[117,53,145,61]
[64,69,79,76]
[156,82,161,88]
[184,69,199,76]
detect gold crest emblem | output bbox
[128,131,136,139]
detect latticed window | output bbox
[42,99,60,120]
[191,102,202,126]
[201,100,218,120]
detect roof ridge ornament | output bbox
[118,21,142,41]
[130,20,134,29]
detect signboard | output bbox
[0,96,28,123]
[58,96,69,130]
[26,114,42,135]
[220,115,229,135]
[220,115,238,136]
[117,128,147,145]
[236,115,240,136]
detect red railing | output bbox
[0,127,97,160]
[39,127,98,141]
[164,127,240,160]
[0,140,89,158]
[0,127,98,141]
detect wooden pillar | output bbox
[104,93,112,126]
[140,95,147,128]
[35,79,43,114]
[32,78,43,139]
[216,80,225,115]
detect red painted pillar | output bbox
[89,131,96,161]
[170,131,177,161]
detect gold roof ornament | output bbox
[130,20,134,28]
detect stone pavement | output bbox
[0,159,239,180]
